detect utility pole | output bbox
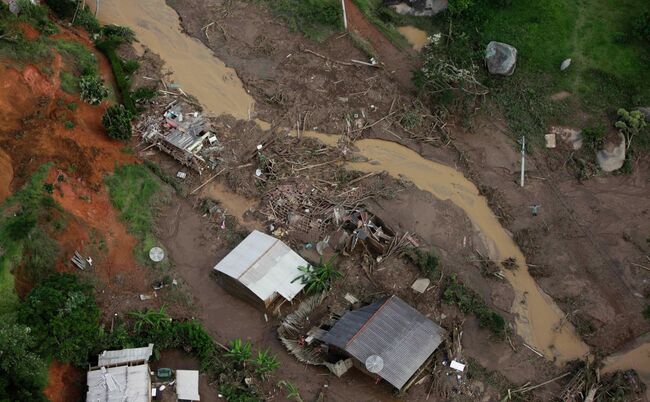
[341,0,348,30]
[520,135,526,187]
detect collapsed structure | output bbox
[86,344,154,402]
[142,102,221,174]
[315,295,445,390]
[213,230,308,308]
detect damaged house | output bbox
[213,230,309,309]
[142,103,222,174]
[86,344,154,402]
[315,295,445,391]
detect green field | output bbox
[348,0,650,144]
[448,0,650,142]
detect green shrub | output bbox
[292,255,341,294]
[44,0,76,19]
[225,339,252,363]
[16,0,58,35]
[74,7,100,34]
[122,59,139,75]
[100,24,135,43]
[79,75,108,105]
[582,125,606,150]
[96,39,135,113]
[0,322,48,402]
[615,108,648,151]
[59,71,78,93]
[405,247,439,279]
[252,349,279,377]
[17,273,101,366]
[644,305,650,320]
[102,104,132,141]
[133,86,157,103]
[442,275,507,336]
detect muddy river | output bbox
[89,0,254,119]
[397,26,430,51]
[92,0,647,379]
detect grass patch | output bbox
[349,31,376,58]
[441,0,650,145]
[250,0,342,42]
[442,274,507,337]
[96,39,136,113]
[404,247,438,280]
[59,71,78,93]
[104,164,171,268]
[54,40,98,76]
[143,160,185,196]
[0,165,62,315]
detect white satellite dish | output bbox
[365,355,384,373]
[149,247,165,262]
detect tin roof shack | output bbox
[142,103,221,174]
[86,345,154,402]
[316,296,445,391]
[176,370,200,401]
[213,230,308,309]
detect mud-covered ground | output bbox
[165,0,650,357]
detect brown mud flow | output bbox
[89,0,254,119]
[304,132,590,363]
[602,334,650,399]
[92,0,649,371]
[397,26,430,51]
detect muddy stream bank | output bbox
[92,0,646,378]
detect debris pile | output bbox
[141,102,222,173]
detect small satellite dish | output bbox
[149,247,165,262]
[365,355,384,373]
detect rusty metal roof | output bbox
[319,295,444,389]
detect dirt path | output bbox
[344,0,416,88]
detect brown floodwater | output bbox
[88,0,647,379]
[602,334,650,399]
[89,0,254,119]
[303,132,590,364]
[397,26,429,51]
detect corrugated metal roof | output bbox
[320,296,444,390]
[86,364,150,402]
[176,370,200,401]
[97,344,153,366]
[213,230,307,303]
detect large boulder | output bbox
[596,132,626,172]
[485,41,518,76]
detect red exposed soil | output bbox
[43,361,83,402]
[0,22,150,400]
[0,148,11,203]
[19,22,40,40]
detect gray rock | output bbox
[596,132,626,172]
[485,41,518,76]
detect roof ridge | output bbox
[235,234,280,280]
[345,295,395,348]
